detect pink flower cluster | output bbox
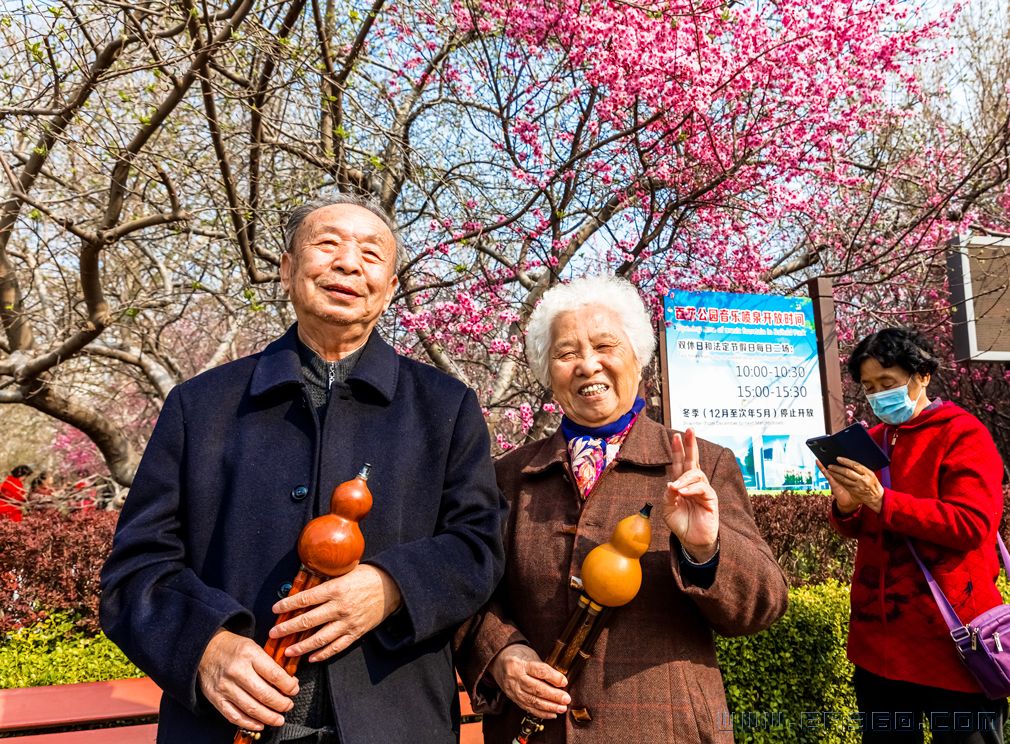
[360,0,1009,452]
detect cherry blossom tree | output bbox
[1,0,1007,484]
[829,0,1010,458]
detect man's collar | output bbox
[520,413,674,474]
[346,327,398,402]
[250,324,398,403]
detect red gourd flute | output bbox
[234,464,373,743]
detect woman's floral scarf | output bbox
[560,397,644,499]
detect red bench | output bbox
[0,676,483,742]
[0,677,159,741]
[458,679,484,744]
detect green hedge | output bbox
[0,583,859,744]
[717,580,858,743]
[717,577,1010,743]
[6,582,1010,744]
[0,612,141,688]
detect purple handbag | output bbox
[879,448,1010,699]
[905,534,1010,700]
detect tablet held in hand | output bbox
[805,424,890,471]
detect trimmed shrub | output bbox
[751,492,856,587]
[716,576,1010,743]
[751,486,1010,588]
[0,509,117,634]
[0,611,140,688]
[4,578,1009,744]
[717,580,857,744]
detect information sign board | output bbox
[663,290,828,491]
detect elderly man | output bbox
[101,194,506,744]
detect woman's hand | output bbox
[664,428,719,562]
[488,644,570,719]
[817,461,859,514]
[819,458,884,513]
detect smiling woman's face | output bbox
[280,204,398,342]
[548,307,642,427]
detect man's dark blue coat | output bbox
[100,325,506,743]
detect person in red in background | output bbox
[70,475,98,511]
[0,464,33,521]
[31,470,55,497]
[822,327,1007,744]
[29,471,57,510]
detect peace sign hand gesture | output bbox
[664,428,720,563]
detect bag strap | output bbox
[878,427,1010,635]
[904,538,966,632]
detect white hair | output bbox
[283,192,406,267]
[525,275,656,387]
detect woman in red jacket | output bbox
[0,464,33,521]
[823,327,1007,744]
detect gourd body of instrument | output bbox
[581,509,652,607]
[234,464,372,743]
[513,503,652,744]
[297,469,371,576]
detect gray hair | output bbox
[525,275,656,387]
[283,192,406,267]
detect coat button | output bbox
[290,485,309,501]
[278,582,293,598]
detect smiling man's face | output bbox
[281,203,399,349]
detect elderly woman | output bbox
[456,276,788,743]
[824,328,1007,743]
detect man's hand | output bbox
[269,564,402,662]
[664,428,720,562]
[489,644,570,719]
[197,629,299,733]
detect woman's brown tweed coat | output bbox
[456,414,789,743]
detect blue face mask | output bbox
[865,382,920,425]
